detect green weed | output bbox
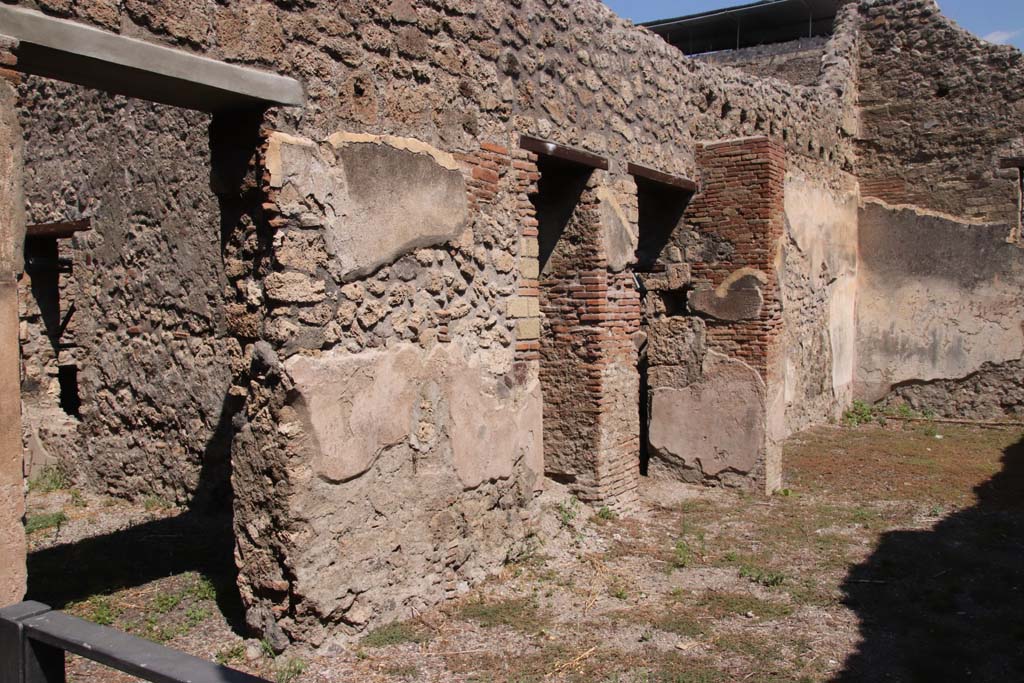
[361,621,432,648]
[29,465,70,493]
[216,643,246,665]
[25,511,67,534]
[274,658,306,683]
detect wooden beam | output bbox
[26,219,91,240]
[0,5,304,113]
[999,156,1024,169]
[627,162,698,192]
[519,135,609,170]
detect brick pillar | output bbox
[0,44,26,605]
[531,165,640,510]
[685,137,786,492]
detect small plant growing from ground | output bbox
[739,564,786,588]
[69,489,87,508]
[187,574,217,601]
[143,496,172,512]
[274,658,306,683]
[361,621,432,648]
[458,597,548,633]
[555,497,580,529]
[843,400,876,427]
[216,643,246,665]
[184,605,209,627]
[596,506,616,521]
[81,596,119,626]
[29,464,70,493]
[25,511,67,534]
[674,539,696,569]
[609,580,630,600]
[152,592,182,614]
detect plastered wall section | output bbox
[855,201,1024,402]
[779,174,859,434]
[0,67,26,605]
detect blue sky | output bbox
[600,0,1024,50]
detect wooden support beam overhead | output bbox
[26,218,91,239]
[627,162,698,192]
[0,5,304,112]
[519,135,609,170]
[998,156,1024,169]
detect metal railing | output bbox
[0,601,270,683]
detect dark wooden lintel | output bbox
[627,162,698,192]
[519,135,609,170]
[26,218,92,239]
[999,157,1024,170]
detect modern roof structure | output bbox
[642,0,844,56]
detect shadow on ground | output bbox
[837,435,1024,681]
[24,391,246,630]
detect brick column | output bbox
[0,39,26,605]
[531,166,640,511]
[684,137,786,492]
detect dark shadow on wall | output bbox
[835,435,1024,682]
[634,177,692,272]
[533,156,592,273]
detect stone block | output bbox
[520,257,539,279]
[517,317,540,340]
[646,316,706,368]
[264,271,326,304]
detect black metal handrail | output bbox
[0,601,270,683]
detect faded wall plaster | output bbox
[648,351,767,486]
[0,76,25,605]
[268,341,542,642]
[855,201,1024,402]
[780,174,859,433]
[267,131,469,283]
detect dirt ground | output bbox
[21,422,1024,683]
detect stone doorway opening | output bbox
[531,154,595,493]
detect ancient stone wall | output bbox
[16,77,237,505]
[228,130,545,646]
[856,0,1024,224]
[3,0,863,644]
[855,201,1024,405]
[697,37,829,87]
[884,359,1024,420]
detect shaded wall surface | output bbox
[855,201,1024,404]
[0,72,26,606]
[16,77,236,504]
